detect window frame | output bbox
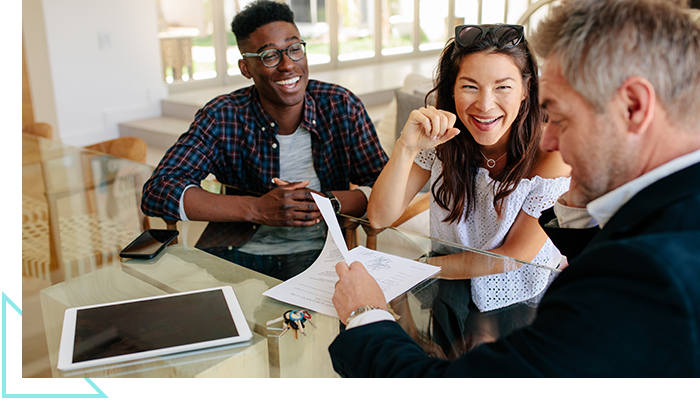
[164,0,539,93]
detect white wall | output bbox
[23,0,167,146]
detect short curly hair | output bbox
[231,0,296,45]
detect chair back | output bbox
[85,137,148,164]
[23,122,53,140]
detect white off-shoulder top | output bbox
[415,148,571,311]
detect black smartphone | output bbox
[119,229,179,259]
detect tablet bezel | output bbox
[57,286,252,372]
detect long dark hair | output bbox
[427,28,544,223]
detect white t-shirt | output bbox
[238,126,323,255]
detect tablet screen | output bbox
[58,286,252,371]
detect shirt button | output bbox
[270,122,276,127]
[262,127,266,132]
[312,120,316,125]
[272,143,278,149]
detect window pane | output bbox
[158,0,216,84]
[381,0,413,56]
[454,0,479,29]
[338,0,376,61]
[481,0,506,24]
[419,0,448,51]
[290,0,331,65]
[224,0,257,76]
[506,0,530,25]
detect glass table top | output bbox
[22,134,558,377]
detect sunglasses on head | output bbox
[454,24,524,49]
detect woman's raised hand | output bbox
[398,106,461,152]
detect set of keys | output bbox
[266,309,315,339]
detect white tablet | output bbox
[57,286,252,372]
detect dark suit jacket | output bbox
[329,162,700,377]
[538,207,599,260]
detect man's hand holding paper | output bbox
[262,193,440,319]
[332,261,388,323]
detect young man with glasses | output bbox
[141,1,388,279]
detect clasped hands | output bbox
[253,177,323,227]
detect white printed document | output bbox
[263,193,440,318]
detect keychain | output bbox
[266,309,315,339]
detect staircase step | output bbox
[160,92,390,124]
[119,116,191,150]
[161,84,245,120]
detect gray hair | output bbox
[530,0,700,127]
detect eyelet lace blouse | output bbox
[416,148,571,311]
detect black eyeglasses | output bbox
[454,24,524,49]
[242,41,307,68]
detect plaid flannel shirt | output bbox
[141,80,388,220]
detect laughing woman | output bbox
[368,24,571,358]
